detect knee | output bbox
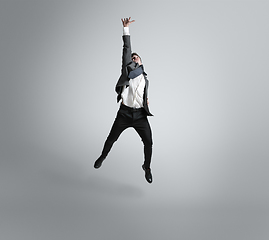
[106,136,118,144]
[106,130,123,143]
[143,138,153,148]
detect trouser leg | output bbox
[101,112,129,158]
[133,117,153,169]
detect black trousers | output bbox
[101,104,153,169]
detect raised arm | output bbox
[120,17,135,70]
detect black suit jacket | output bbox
[115,35,153,116]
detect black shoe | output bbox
[142,164,153,183]
[94,156,105,169]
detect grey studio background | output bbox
[1,0,269,240]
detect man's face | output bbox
[132,55,142,65]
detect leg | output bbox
[133,117,153,169]
[94,112,130,169]
[101,111,131,158]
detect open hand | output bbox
[121,17,135,27]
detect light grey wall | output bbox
[1,1,269,240]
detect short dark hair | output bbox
[131,52,142,62]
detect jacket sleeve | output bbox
[121,35,133,75]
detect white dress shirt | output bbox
[121,74,145,108]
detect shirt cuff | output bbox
[123,27,130,35]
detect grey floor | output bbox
[1,141,268,240]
